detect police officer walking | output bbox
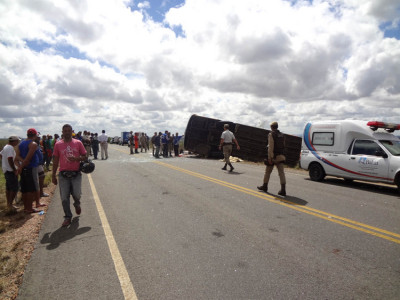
[219,124,240,172]
[257,121,286,196]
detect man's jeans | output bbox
[58,173,82,219]
[155,145,160,158]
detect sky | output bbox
[1,0,399,138]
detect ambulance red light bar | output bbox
[367,121,400,132]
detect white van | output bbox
[299,120,400,192]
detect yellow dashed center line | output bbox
[155,161,400,245]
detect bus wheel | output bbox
[309,163,325,182]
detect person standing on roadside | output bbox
[0,136,20,211]
[134,132,139,153]
[41,135,49,171]
[173,132,181,157]
[99,130,108,160]
[35,135,49,199]
[52,124,87,227]
[219,124,240,172]
[151,132,157,156]
[82,130,91,157]
[140,132,147,153]
[161,131,169,158]
[257,121,286,196]
[154,132,162,158]
[16,128,41,213]
[129,131,134,155]
[92,133,99,160]
[168,132,173,157]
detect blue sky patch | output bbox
[380,22,400,40]
[25,39,88,60]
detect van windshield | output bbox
[380,140,400,156]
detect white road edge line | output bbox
[88,174,138,300]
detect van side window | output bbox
[312,132,334,146]
[352,140,383,156]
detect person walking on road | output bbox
[219,124,240,172]
[52,124,87,227]
[257,121,286,196]
[99,130,108,160]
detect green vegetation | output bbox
[0,139,7,150]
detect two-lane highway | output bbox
[18,145,400,299]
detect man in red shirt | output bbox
[52,124,87,227]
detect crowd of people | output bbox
[1,121,287,226]
[150,131,182,158]
[0,127,183,215]
[0,128,52,214]
[126,131,182,158]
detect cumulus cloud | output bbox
[0,0,399,138]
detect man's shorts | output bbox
[20,167,38,193]
[38,165,45,178]
[5,171,19,192]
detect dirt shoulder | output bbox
[0,184,56,300]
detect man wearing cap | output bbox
[16,128,42,213]
[0,136,20,211]
[52,124,87,227]
[257,121,287,196]
[219,124,240,172]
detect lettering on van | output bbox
[358,157,379,171]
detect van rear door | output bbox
[347,139,390,182]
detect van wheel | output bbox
[309,163,325,181]
[395,173,400,193]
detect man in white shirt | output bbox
[0,136,20,211]
[98,130,108,160]
[219,124,240,172]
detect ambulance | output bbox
[299,120,400,192]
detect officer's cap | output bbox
[270,121,278,128]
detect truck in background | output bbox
[299,120,400,192]
[121,132,130,145]
[184,114,302,166]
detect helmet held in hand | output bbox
[80,159,95,174]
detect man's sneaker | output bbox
[62,218,71,227]
[75,206,81,215]
[41,192,49,197]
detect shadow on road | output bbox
[305,178,400,197]
[272,195,308,206]
[40,217,91,250]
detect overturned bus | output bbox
[184,115,302,166]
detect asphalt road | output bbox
[18,145,400,299]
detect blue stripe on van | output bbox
[304,122,391,181]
